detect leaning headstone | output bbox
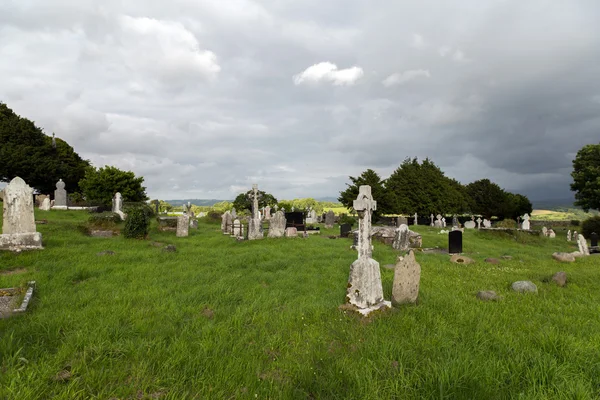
[39,198,51,211]
[464,216,476,229]
[325,210,335,228]
[0,177,43,251]
[591,232,598,247]
[340,223,352,238]
[567,230,572,241]
[392,224,410,251]
[345,185,390,316]
[112,192,126,220]
[448,230,462,254]
[247,184,263,240]
[176,215,189,237]
[53,179,67,208]
[521,214,530,230]
[577,234,590,256]
[268,211,286,238]
[392,250,421,306]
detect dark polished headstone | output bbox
[449,230,463,254]
[340,223,352,238]
[591,232,598,247]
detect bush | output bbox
[581,216,600,238]
[207,211,222,223]
[123,208,150,239]
[571,220,581,227]
[495,219,517,229]
[338,214,356,226]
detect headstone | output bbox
[392,224,410,251]
[397,216,408,226]
[39,198,51,211]
[591,232,598,247]
[0,178,43,251]
[448,230,462,254]
[574,231,578,241]
[264,205,271,220]
[452,215,458,227]
[413,213,418,226]
[434,214,443,228]
[325,211,335,228]
[176,215,189,237]
[306,209,318,224]
[345,185,391,316]
[430,214,434,227]
[285,227,298,237]
[53,179,67,208]
[267,211,286,238]
[483,219,491,228]
[36,194,49,207]
[112,192,126,220]
[442,218,446,228]
[464,216,476,229]
[578,234,590,256]
[221,211,233,234]
[189,212,198,229]
[392,250,421,306]
[340,223,352,238]
[232,219,244,237]
[521,214,530,230]
[476,217,482,229]
[247,184,263,240]
[541,226,548,237]
[548,229,555,238]
[567,230,572,241]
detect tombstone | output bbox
[53,179,67,208]
[232,219,244,237]
[231,208,237,219]
[221,211,233,234]
[345,185,391,316]
[476,217,482,229]
[430,214,434,227]
[306,209,317,224]
[578,234,590,256]
[176,215,189,237]
[189,212,198,229]
[340,223,352,238]
[112,192,126,220]
[452,215,459,227]
[521,214,530,230]
[325,210,335,228]
[464,216,476,229]
[574,231,579,241]
[397,216,408,226]
[448,230,462,254]
[413,213,418,226]
[285,227,298,237]
[541,226,548,237]
[434,214,443,228]
[264,205,271,220]
[483,219,491,228]
[268,211,286,238]
[36,194,49,207]
[392,250,421,306]
[0,177,43,251]
[247,184,263,240]
[567,230,572,241]
[442,218,446,228]
[39,198,51,211]
[392,224,410,251]
[548,229,555,238]
[591,232,598,247]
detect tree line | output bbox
[338,158,533,220]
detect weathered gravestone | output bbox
[247,184,263,240]
[448,230,462,254]
[548,229,556,238]
[541,226,548,237]
[392,250,421,306]
[483,219,491,228]
[264,206,271,220]
[112,192,126,220]
[53,179,67,208]
[340,223,352,238]
[0,177,43,251]
[232,219,244,237]
[567,230,572,241]
[452,215,459,227]
[476,217,482,229]
[39,198,51,211]
[325,211,335,228]
[442,217,446,228]
[464,216,476,229]
[176,215,189,237]
[521,214,530,230]
[221,211,233,234]
[285,227,298,237]
[345,185,391,316]
[189,212,198,229]
[413,213,418,226]
[430,214,434,227]
[434,214,443,228]
[578,234,590,256]
[268,211,286,238]
[397,216,408,226]
[392,224,410,251]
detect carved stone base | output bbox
[0,232,43,251]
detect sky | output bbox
[1,0,599,201]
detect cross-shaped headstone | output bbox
[353,185,377,258]
[476,217,482,229]
[247,184,261,219]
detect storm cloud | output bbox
[1,0,599,201]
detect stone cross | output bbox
[413,213,418,226]
[430,214,434,227]
[476,217,482,229]
[353,185,377,258]
[247,184,261,219]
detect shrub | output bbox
[571,220,581,227]
[581,216,600,238]
[495,219,517,228]
[207,211,222,223]
[338,214,357,226]
[123,208,150,239]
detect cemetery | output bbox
[1,181,600,399]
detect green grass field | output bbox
[1,211,599,399]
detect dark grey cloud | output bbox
[1,0,599,201]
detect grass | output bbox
[1,211,600,399]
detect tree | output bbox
[385,158,471,215]
[338,169,388,217]
[465,179,507,219]
[502,193,533,220]
[571,143,600,211]
[0,103,90,194]
[79,165,148,206]
[232,189,277,212]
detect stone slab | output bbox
[0,232,43,251]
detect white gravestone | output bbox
[413,213,418,226]
[40,197,51,211]
[521,214,530,230]
[112,192,126,220]
[567,230,572,241]
[578,234,590,256]
[0,177,43,251]
[268,211,286,238]
[346,185,391,316]
[464,216,476,229]
[176,215,189,237]
[53,179,67,208]
[434,214,443,228]
[476,217,482,229]
[430,214,434,227]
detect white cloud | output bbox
[293,62,364,86]
[382,69,431,87]
[410,33,426,49]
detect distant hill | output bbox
[165,199,231,207]
[531,198,574,210]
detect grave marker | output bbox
[448,230,462,254]
[0,177,43,251]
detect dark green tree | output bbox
[79,165,148,206]
[465,179,508,219]
[338,169,388,217]
[232,189,277,212]
[385,158,471,215]
[502,193,533,220]
[0,103,90,194]
[571,143,600,211]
